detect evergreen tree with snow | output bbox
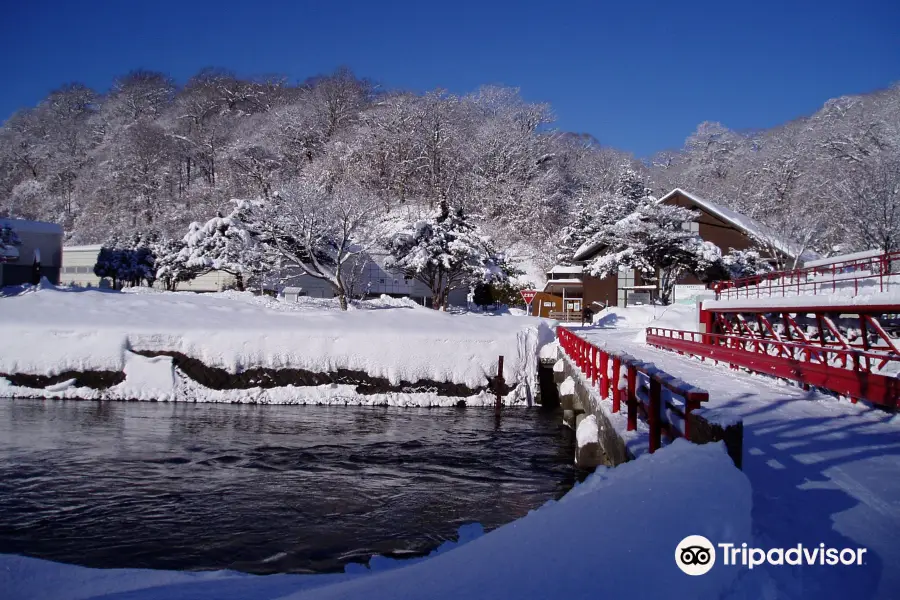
[387,201,510,310]
[556,190,645,265]
[93,237,126,289]
[585,199,721,304]
[180,201,265,292]
[153,238,200,291]
[617,164,652,201]
[92,233,157,289]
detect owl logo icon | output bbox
[675,535,716,575]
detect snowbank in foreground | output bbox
[0,441,751,600]
[0,287,554,402]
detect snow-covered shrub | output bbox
[93,233,157,289]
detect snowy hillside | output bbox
[0,287,554,404]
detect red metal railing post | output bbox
[649,378,661,453]
[626,366,637,431]
[683,396,703,441]
[588,345,595,382]
[600,351,609,398]
[611,357,621,413]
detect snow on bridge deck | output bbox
[580,324,900,599]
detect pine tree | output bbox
[92,233,157,289]
[153,238,200,291]
[617,164,652,201]
[387,201,509,310]
[179,201,264,292]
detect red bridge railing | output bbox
[557,327,709,453]
[713,250,900,300]
[646,327,899,408]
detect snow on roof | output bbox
[657,188,817,262]
[0,217,63,235]
[572,240,602,262]
[804,248,884,268]
[542,279,584,292]
[548,265,584,274]
[544,278,583,285]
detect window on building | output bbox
[682,221,700,234]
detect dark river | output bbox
[0,399,577,574]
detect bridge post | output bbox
[611,357,621,413]
[600,352,609,399]
[683,396,703,441]
[588,345,595,382]
[649,378,661,453]
[626,366,637,431]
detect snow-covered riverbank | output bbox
[0,286,554,405]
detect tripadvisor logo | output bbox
[675,536,868,575]
[675,535,716,576]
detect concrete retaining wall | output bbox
[552,346,743,470]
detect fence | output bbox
[556,327,709,453]
[713,250,900,301]
[646,327,899,408]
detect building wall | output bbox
[0,218,64,286]
[664,192,759,254]
[583,273,618,309]
[60,246,104,287]
[528,292,562,318]
[61,246,236,292]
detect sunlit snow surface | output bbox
[0,286,553,404]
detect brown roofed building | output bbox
[541,188,817,313]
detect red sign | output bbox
[520,289,537,305]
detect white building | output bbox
[61,245,235,292]
[0,217,64,287]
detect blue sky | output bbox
[1,0,897,156]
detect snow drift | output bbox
[0,287,554,404]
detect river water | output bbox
[0,399,577,574]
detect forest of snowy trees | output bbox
[1,67,898,282]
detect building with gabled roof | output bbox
[534,188,818,315]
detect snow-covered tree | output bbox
[179,202,265,292]
[616,163,651,201]
[246,178,379,310]
[386,201,509,310]
[719,249,774,280]
[153,238,200,291]
[92,233,156,289]
[585,200,721,304]
[836,155,900,252]
[555,190,644,265]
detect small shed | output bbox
[0,217,63,286]
[283,287,307,302]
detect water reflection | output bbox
[0,399,577,574]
